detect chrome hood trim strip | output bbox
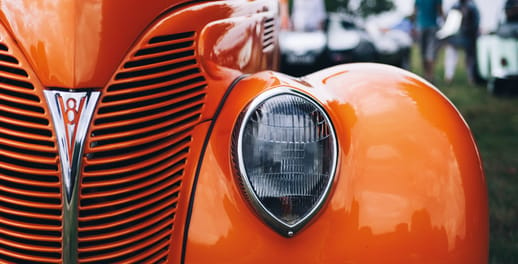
[44,90,100,263]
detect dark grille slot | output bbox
[95,93,204,127]
[0,221,60,238]
[88,118,194,149]
[263,17,276,50]
[109,66,200,90]
[0,41,61,264]
[0,231,61,248]
[0,167,59,184]
[0,120,52,137]
[116,58,196,80]
[0,97,44,113]
[0,188,60,206]
[97,84,204,117]
[84,145,187,182]
[0,74,34,89]
[79,201,176,236]
[0,141,56,158]
[138,247,169,264]
[102,76,206,103]
[79,225,171,258]
[81,234,170,263]
[0,108,49,125]
[0,240,60,259]
[0,63,29,77]
[0,53,19,64]
[0,130,54,147]
[0,85,40,101]
[85,135,190,171]
[93,104,202,137]
[135,40,193,57]
[123,49,195,69]
[79,192,178,228]
[80,171,182,211]
[0,179,60,195]
[149,31,195,44]
[0,209,60,226]
[83,157,185,191]
[1,153,57,171]
[0,199,60,216]
[0,253,57,264]
[79,216,170,252]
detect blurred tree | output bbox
[324,0,394,17]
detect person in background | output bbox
[506,0,518,22]
[412,0,443,82]
[279,0,326,32]
[443,0,479,85]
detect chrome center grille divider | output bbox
[44,90,100,263]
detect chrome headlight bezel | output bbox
[233,87,338,237]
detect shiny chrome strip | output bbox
[44,90,100,263]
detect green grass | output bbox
[410,46,518,263]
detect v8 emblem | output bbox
[44,90,100,204]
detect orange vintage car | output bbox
[0,0,488,263]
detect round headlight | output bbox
[234,88,337,237]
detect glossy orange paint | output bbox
[184,64,488,263]
[0,0,488,262]
[0,0,279,262]
[0,0,278,89]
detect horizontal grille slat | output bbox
[81,174,182,212]
[0,84,39,101]
[79,220,172,255]
[80,30,205,262]
[94,92,204,126]
[0,61,28,76]
[102,74,205,102]
[0,40,62,264]
[79,231,170,263]
[116,56,197,80]
[0,218,61,235]
[0,137,55,155]
[0,225,60,243]
[0,248,60,264]
[0,94,44,113]
[99,78,204,111]
[109,66,200,90]
[0,240,61,257]
[83,154,185,190]
[1,148,57,164]
[0,185,61,202]
[124,49,195,69]
[0,192,60,210]
[80,177,180,218]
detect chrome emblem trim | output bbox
[44,90,100,203]
[45,90,100,263]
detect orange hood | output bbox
[0,0,192,88]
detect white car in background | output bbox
[477,22,518,94]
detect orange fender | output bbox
[184,63,488,263]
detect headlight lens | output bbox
[234,89,337,237]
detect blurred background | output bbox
[278,0,517,263]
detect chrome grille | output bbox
[80,31,206,263]
[0,42,63,263]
